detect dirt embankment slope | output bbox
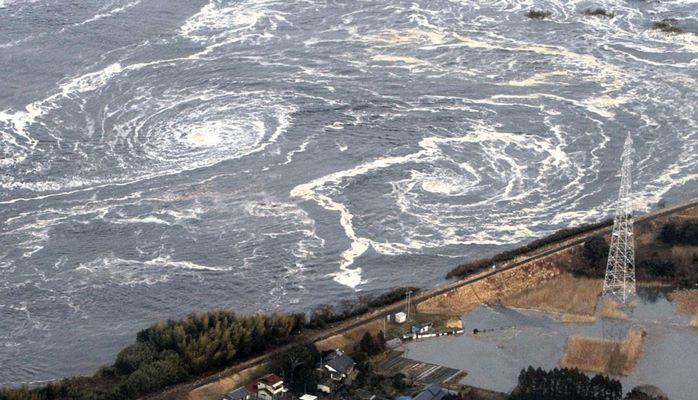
[417,253,566,315]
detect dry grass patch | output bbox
[560,314,596,324]
[502,273,602,317]
[418,253,567,315]
[561,329,645,376]
[600,299,629,320]
[446,317,464,330]
[669,289,698,327]
[316,319,383,352]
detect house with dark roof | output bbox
[317,349,356,393]
[222,387,252,400]
[321,349,355,380]
[413,384,447,400]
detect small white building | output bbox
[255,374,288,400]
[411,323,432,334]
[394,311,407,324]
[300,395,318,400]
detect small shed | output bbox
[394,311,407,324]
[411,323,431,334]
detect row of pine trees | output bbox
[1,311,306,400]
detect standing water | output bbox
[404,288,698,400]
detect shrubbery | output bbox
[638,259,676,278]
[359,331,385,356]
[271,344,320,395]
[569,236,610,278]
[659,221,698,246]
[308,287,418,328]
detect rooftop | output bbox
[323,350,355,374]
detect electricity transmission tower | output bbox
[602,134,636,305]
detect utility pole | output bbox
[406,290,412,320]
[602,133,636,305]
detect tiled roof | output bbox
[323,350,355,374]
[260,373,284,385]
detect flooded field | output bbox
[404,288,698,400]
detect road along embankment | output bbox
[148,198,698,400]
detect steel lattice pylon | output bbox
[602,133,636,304]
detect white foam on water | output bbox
[371,54,430,67]
[71,0,142,27]
[291,124,577,289]
[1,84,296,200]
[180,0,289,55]
[505,71,570,87]
[75,253,230,286]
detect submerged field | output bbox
[405,288,698,400]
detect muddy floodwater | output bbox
[404,289,698,400]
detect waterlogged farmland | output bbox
[405,289,698,400]
[1,0,697,384]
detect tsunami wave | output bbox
[0,0,696,384]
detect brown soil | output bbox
[501,273,602,318]
[561,329,645,376]
[417,252,568,315]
